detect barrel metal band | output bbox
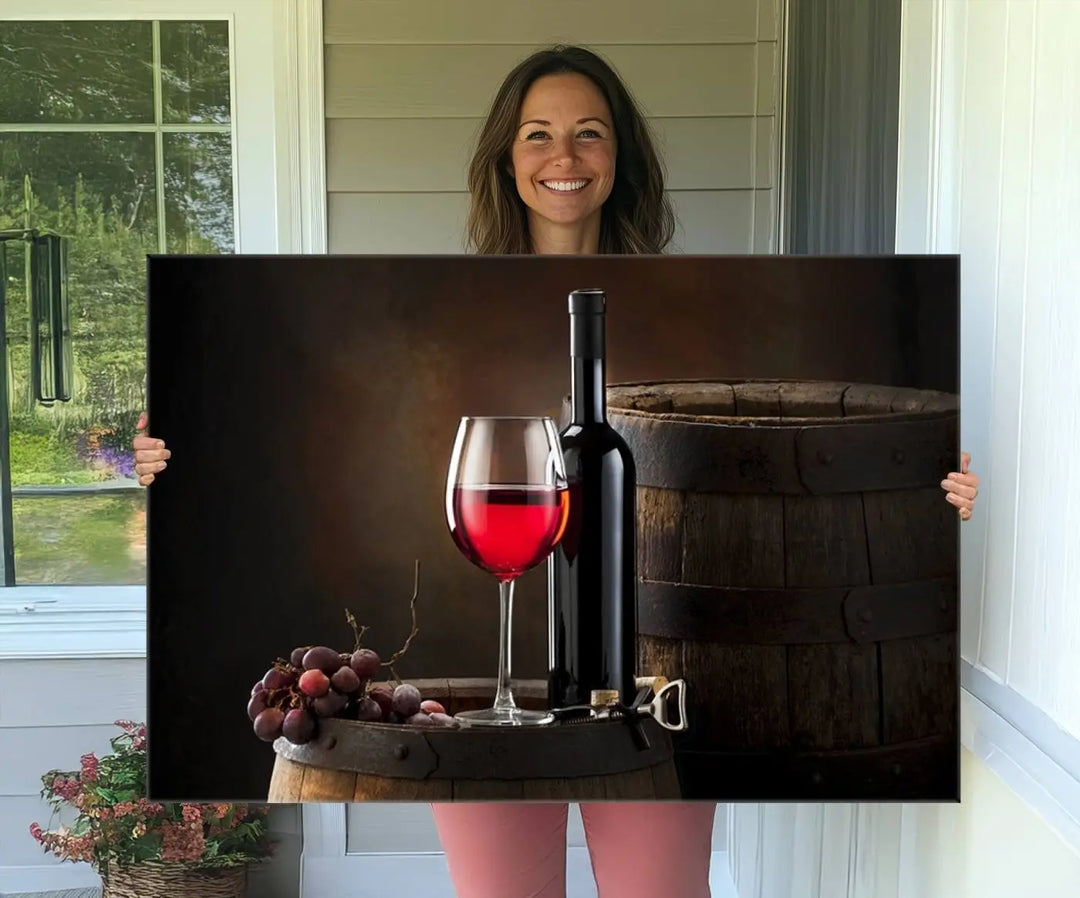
[273,716,674,780]
[638,578,956,644]
[611,410,958,495]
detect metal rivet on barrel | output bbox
[860,609,873,623]
[818,450,834,465]
[393,744,409,761]
[893,449,906,464]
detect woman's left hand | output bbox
[942,452,979,521]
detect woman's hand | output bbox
[133,412,171,486]
[942,451,979,521]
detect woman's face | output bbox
[509,73,617,232]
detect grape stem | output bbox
[342,559,421,682]
[382,559,421,670]
[344,609,370,651]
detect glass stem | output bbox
[492,578,517,712]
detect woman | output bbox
[134,46,979,897]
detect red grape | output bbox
[392,684,421,718]
[247,693,268,721]
[405,712,434,727]
[251,681,267,697]
[262,667,295,691]
[290,646,310,668]
[354,697,383,722]
[303,646,343,675]
[349,648,381,679]
[253,707,285,741]
[429,712,461,729]
[330,666,361,695]
[312,690,348,718]
[282,708,316,744]
[299,669,331,698]
[386,711,404,724]
[368,684,394,716]
[420,700,446,715]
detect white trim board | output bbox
[961,674,1080,855]
[0,588,145,660]
[275,0,328,254]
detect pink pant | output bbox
[431,802,716,898]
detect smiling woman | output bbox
[510,73,617,252]
[131,38,980,898]
[465,45,673,256]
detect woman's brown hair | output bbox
[466,45,675,255]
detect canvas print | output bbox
[145,253,959,803]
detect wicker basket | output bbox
[101,861,247,898]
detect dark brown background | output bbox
[145,254,958,801]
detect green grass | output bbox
[13,492,146,584]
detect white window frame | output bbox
[0,0,326,660]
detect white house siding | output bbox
[322,0,782,255]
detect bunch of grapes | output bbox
[247,644,460,745]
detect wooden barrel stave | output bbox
[612,379,958,800]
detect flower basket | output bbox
[30,721,274,892]
[101,860,247,898]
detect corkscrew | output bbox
[549,678,689,743]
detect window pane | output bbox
[0,22,153,124]
[0,20,237,586]
[160,21,232,124]
[165,132,234,252]
[1,132,156,584]
[12,492,146,584]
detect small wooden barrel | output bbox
[267,678,680,802]
[607,380,959,801]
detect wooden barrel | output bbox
[267,678,680,802]
[607,379,959,801]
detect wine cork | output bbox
[590,689,620,708]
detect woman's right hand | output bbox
[133,412,171,486]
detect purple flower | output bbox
[76,439,137,479]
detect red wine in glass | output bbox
[445,416,568,726]
[450,485,569,581]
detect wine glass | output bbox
[445,416,569,726]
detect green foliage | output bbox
[30,722,275,873]
[8,431,91,485]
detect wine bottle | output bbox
[548,288,638,709]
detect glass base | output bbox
[454,706,553,727]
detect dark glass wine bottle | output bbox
[548,288,637,709]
